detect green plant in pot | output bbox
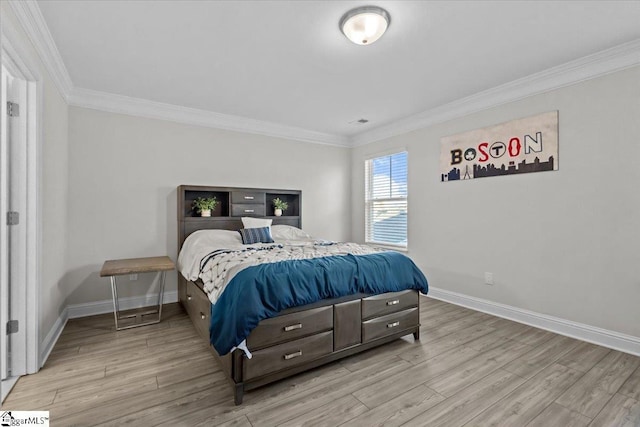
[272,198,288,217]
[193,197,218,217]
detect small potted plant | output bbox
[193,196,218,217]
[272,198,288,217]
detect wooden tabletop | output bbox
[100,256,175,277]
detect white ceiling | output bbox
[37,0,640,141]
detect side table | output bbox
[99,256,175,330]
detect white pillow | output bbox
[178,230,244,281]
[271,225,313,241]
[241,217,273,229]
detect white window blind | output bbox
[365,151,407,248]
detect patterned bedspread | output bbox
[198,242,381,303]
[209,249,429,355]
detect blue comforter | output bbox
[209,251,428,355]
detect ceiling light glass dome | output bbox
[340,6,391,45]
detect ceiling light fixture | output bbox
[339,6,391,46]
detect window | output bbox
[365,151,407,248]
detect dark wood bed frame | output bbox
[177,185,421,404]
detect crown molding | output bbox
[6,0,348,147]
[1,10,42,82]
[7,0,639,149]
[67,87,350,147]
[351,39,640,147]
[7,0,73,101]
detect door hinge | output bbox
[7,211,19,226]
[7,101,20,117]
[6,320,19,335]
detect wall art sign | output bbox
[440,111,558,182]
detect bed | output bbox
[176,185,428,404]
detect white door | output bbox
[1,63,28,399]
[0,64,7,386]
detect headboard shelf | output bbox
[178,185,302,249]
[183,215,300,221]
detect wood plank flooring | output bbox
[3,297,640,426]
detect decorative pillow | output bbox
[271,225,313,241]
[241,217,273,229]
[238,227,274,244]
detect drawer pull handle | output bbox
[387,300,400,306]
[243,196,254,200]
[283,350,302,360]
[187,295,192,301]
[387,321,400,328]
[284,323,302,332]
[244,209,255,213]
[200,313,206,320]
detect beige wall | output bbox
[40,67,69,342]
[1,2,70,345]
[6,0,639,355]
[64,107,351,305]
[352,66,640,338]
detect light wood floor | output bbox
[4,297,640,426]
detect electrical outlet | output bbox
[484,272,493,285]
[129,274,138,281]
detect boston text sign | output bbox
[440,111,558,182]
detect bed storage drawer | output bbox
[231,191,265,204]
[362,307,419,343]
[247,306,333,350]
[184,281,211,341]
[243,331,333,380]
[362,290,418,320]
[231,204,266,217]
[334,300,361,350]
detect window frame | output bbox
[364,150,408,250]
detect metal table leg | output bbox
[110,275,121,330]
[110,271,166,331]
[157,271,166,321]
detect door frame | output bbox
[1,12,43,378]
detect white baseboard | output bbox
[427,287,640,357]
[66,290,178,319]
[39,290,178,367]
[39,306,68,368]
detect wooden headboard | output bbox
[177,185,302,250]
